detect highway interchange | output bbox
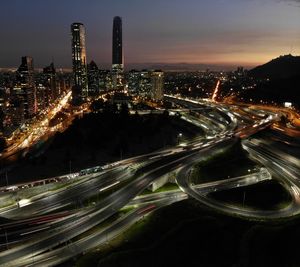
[0,95,300,266]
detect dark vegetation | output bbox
[242,55,300,106]
[75,199,300,267]
[0,217,11,224]
[210,180,292,210]
[0,138,6,153]
[3,102,199,184]
[191,141,291,210]
[241,75,300,106]
[219,55,300,106]
[191,141,257,183]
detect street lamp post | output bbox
[177,133,183,145]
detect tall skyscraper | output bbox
[71,22,88,104]
[112,16,123,68]
[14,56,37,118]
[112,16,124,90]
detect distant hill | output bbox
[238,55,300,106]
[241,75,300,106]
[249,54,300,79]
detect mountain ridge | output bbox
[249,54,300,79]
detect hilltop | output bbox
[249,54,300,79]
[236,55,300,106]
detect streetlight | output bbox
[177,133,183,145]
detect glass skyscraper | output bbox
[14,56,37,118]
[71,22,88,104]
[112,16,124,90]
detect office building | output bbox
[43,62,57,104]
[112,16,124,90]
[150,70,164,101]
[15,56,37,118]
[87,60,99,96]
[128,70,140,95]
[16,56,35,87]
[71,22,88,104]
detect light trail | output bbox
[1,95,299,267]
[99,181,120,192]
[20,226,50,236]
[212,80,221,102]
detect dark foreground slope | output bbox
[82,199,300,267]
[241,74,300,106]
[4,109,199,184]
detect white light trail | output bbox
[212,80,221,102]
[99,181,120,192]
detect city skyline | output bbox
[0,0,299,69]
[1,1,300,265]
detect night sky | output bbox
[0,0,299,69]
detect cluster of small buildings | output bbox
[0,57,70,136]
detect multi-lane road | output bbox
[0,96,299,266]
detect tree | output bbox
[91,99,104,112]
[162,109,169,117]
[120,103,129,118]
[0,138,6,153]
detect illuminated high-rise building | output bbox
[87,60,99,96]
[43,62,57,105]
[71,22,88,104]
[15,56,37,118]
[112,16,123,68]
[150,70,164,101]
[112,16,124,90]
[17,56,35,87]
[128,70,140,95]
[140,70,152,97]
